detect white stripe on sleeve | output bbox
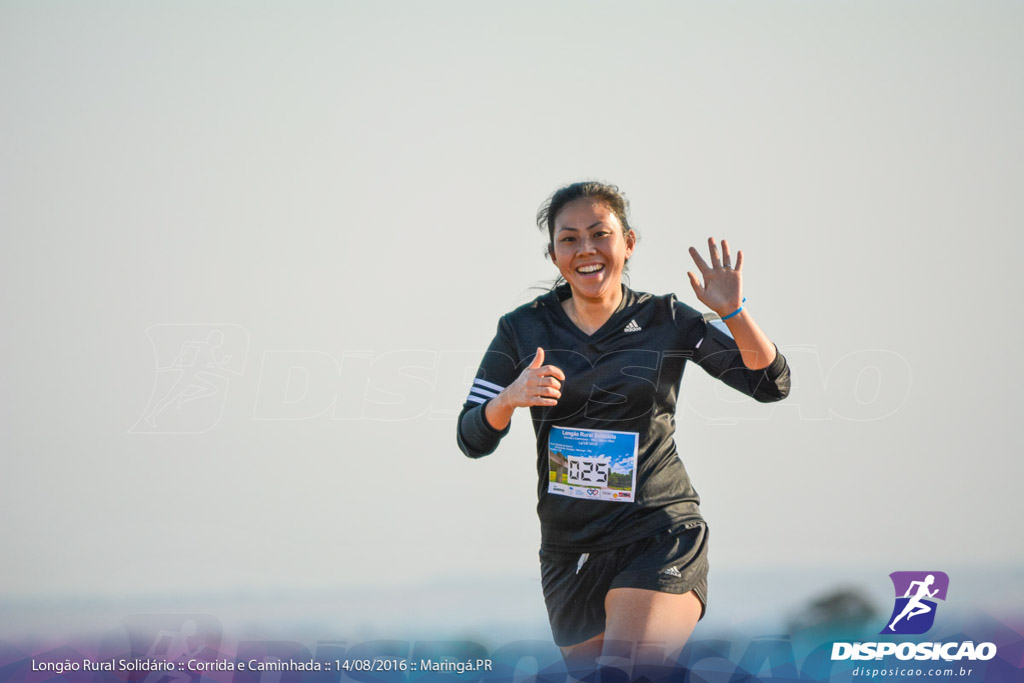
[473,378,505,392]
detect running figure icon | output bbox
[888,574,938,631]
[142,330,231,427]
[882,571,949,635]
[131,324,248,434]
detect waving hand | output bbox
[687,237,744,318]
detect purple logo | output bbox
[881,571,949,635]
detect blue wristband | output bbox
[720,297,747,321]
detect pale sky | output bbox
[2,1,1022,633]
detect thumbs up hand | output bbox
[483,347,566,431]
[505,347,565,408]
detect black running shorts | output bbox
[539,522,709,647]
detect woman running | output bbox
[456,181,791,675]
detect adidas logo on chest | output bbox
[623,319,642,333]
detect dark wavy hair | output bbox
[535,181,636,289]
[536,181,634,252]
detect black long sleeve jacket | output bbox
[457,284,790,552]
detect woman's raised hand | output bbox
[687,237,744,318]
[504,347,565,408]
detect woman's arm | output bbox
[484,347,565,430]
[719,309,776,370]
[687,237,777,370]
[457,321,564,457]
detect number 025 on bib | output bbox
[547,426,639,503]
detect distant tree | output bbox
[787,586,879,633]
[608,471,633,489]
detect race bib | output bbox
[547,426,639,503]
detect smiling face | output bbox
[549,198,636,304]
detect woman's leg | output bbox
[552,524,708,677]
[558,587,702,678]
[560,632,604,673]
[603,587,703,671]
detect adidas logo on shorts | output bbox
[661,566,682,578]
